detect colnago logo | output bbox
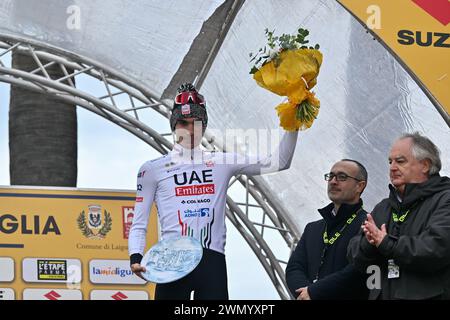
[181,199,211,204]
[184,208,210,218]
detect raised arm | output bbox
[232,130,299,176]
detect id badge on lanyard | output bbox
[387,259,400,279]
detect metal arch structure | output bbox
[0,34,300,300]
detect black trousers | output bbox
[154,248,229,300]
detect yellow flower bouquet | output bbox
[250,29,323,131]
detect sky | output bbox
[0,80,283,300]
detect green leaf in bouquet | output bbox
[250,66,259,74]
[296,100,318,123]
[249,27,321,73]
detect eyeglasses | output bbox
[174,91,205,106]
[324,172,362,182]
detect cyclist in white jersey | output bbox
[129,83,299,299]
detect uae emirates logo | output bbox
[77,205,112,239]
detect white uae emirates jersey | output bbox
[128,131,298,255]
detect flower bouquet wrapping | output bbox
[250,28,323,131]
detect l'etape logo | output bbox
[77,204,112,239]
[22,258,82,283]
[37,260,67,281]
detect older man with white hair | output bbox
[348,132,450,300]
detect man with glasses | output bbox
[286,159,369,300]
[128,83,299,299]
[348,133,450,300]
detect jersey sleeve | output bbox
[230,130,298,176]
[128,161,157,256]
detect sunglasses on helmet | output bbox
[174,91,205,106]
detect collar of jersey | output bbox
[171,143,204,156]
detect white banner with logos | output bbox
[89,259,146,284]
[90,290,149,300]
[0,288,15,300]
[22,258,82,283]
[0,257,14,282]
[23,288,83,300]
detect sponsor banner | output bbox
[0,288,15,300]
[338,0,450,115]
[23,289,82,300]
[90,290,149,300]
[89,259,146,284]
[0,186,157,299]
[0,257,14,282]
[122,207,134,239]
[22,258,81,283]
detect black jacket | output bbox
[347,174,450,300]
[286,200,369,299]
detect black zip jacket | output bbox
[286,200,369,299]
[347,174,450,300]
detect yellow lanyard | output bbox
[392,210,410,223]
[392,201,420,224]
[322,211,359,245]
